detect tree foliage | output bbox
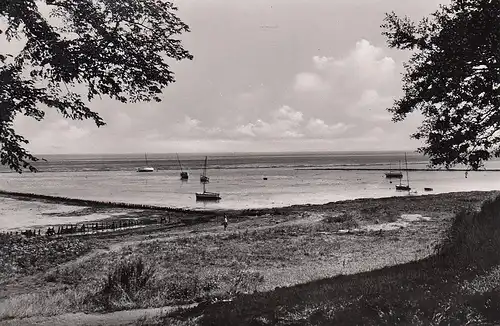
[0,0,192,172]
[382,0,500,170]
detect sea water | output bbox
[0,151,499,210]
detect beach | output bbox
[0,190,497,325]
[1,152,500,230]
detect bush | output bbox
[93,256,155,311]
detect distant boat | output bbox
[200,156,210,183]
[395,153,411,191]
[176,153,188,180]
[424,187,433,192]
[385,161,403,179]
[137,153,155,172]
[196,176,220,201]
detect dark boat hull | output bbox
[395,185,411,191]
[385,172,403,178]
[196,192,221,201]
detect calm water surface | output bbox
[1,151,499,210]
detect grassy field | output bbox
[0,191,498,325]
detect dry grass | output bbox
[155,194,500,325]
[0,191,496,324]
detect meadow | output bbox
[0,191,498,325]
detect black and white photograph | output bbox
[1,0,500,325]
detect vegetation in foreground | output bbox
[0,191,496,324]
[149,194,500,325]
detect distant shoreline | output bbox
[295,168,498,172]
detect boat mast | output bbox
[398,160,402,186]
[202,181,206,193]
[405,152,410,186]
[145,153,149,166]
[203,156,208,177]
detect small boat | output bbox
[200,156,210,183]
[137,153,155,172]
[396,184,411,191]
[196,181,221,201]
[424,187,433,192]
[176,153,188,180]
[396,153,411,191]
[263,177,268,180]
[385,162,403,179]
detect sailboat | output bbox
[136,153,155,172]
[395,153,411,191]
[176,154,188,180]
[200,156,210,183]
[385,161,403,179]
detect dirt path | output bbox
[0,304,197,326]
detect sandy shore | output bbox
[0,190,498,325]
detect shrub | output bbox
[93,256,155,311]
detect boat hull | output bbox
[137,167,155,172]
[385,172,403,179]
[395,185,411,191]
[196,192,221,201]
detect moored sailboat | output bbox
[176,153,188,180]
[385,161,403,179]
[395,153,411,191]
[136,153,155,172]
[195,182,221,201]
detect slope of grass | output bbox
[159,195,500,325]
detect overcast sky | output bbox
[10,0,449,154]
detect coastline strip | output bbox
[0,190,214,215]
[295,168,500,172]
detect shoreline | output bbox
[0,188,500,211]
[0,188,498,215]
[0,189,498,233]
[295,167,498,172]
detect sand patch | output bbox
[339,213,432,233]
[401,214,432,222]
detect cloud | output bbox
[306,118,351,137]
[235,105,305,139]
[293,72,329,92]
[14,115,92,154]
[350,89,395,122]
[291,38,404,130]
[233,105,353,140]
[147,105,351,142]
[273,105,304,122]
[300,39,397,94]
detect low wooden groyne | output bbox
[1,216,178,238]
[0,190,213,215]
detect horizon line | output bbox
[32,149,420,156]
